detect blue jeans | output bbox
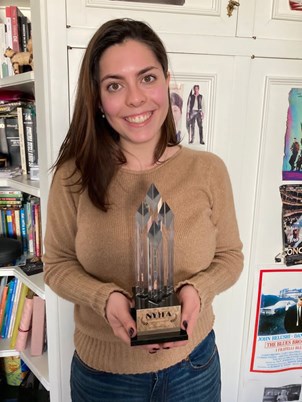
[70,330,221,402]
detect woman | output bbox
[43,18,243,402]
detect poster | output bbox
[282,88,302,180]
[280,184,302,266]
[289,1,302,11]
[250,268,302,373]
[169,80,209,148]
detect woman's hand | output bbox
[160,284,201,350]
[106,292,136,345]
[105,285,200,353]
[105,292,161,352]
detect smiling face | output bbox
[99,39,170,155]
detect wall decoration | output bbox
[263,384,302,401]
[282,88,302,180]
[185,84,205,145]
[249,268,302,373]
[170,83,184,143]
[289,1,302,11]
[169,75,212,149]
[280,184,302,266]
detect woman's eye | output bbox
[143,75,156,84]
[107,82,121,92]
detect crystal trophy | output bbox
[131,184,188,346]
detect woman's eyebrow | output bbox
[100,66,159,83]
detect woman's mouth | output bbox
[125,112,152,124]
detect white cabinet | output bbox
[238,0,302,40]
[66,0,239,37]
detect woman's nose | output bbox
[126,84,146,107]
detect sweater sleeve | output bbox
[175,154,244,310]
[43,162,131,319]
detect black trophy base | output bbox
[130,324,188,346]
[130,289,188,346]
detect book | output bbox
[0,117,9,166]
[32,199,41,257]
[10,6,22,53]
[4,116,21,168]
[20,207,28,254]
[6,209,15,238]
[15,290,34,352]
[14,209,22,243]
[0,21,9,79]
[10,283,28,349]
[24,200,33,254]
[1,277,17,338]
[30,295,46,356]
[17,106,27,174]
[5,7,13,47]
[0,276,8,301]
[8,278,22,338]
[22,105,38,170]
[19,15,30,53]
[0,277,8,331]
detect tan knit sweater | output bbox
[43,146,243,374]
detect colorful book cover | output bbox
[282,88,302,180]
[8,278,21,338]
[20,207,28,254]
[15,291,34,351]
[0,282,8,331]
[1,278,16,338]
[10,283,28,349]
[6,209,14,238]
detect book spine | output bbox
[34,202,41,257]
[0,22,9,79]
[8,278,22,338]
[5,7,13,48]
[14,209,21,243]
[0,284,8,332]
[23,106,38,169]
[10,284,28,349]
[20,208,28,254]
[17,107,27,174]
[6,209,14,238]
[5,7,14,76]
[19,15,29,53]
[4,117,21,168]
[30,295,46,356]
[10,6,21,53]
[1,278,16,338]
[0,117,9,157]
[15,292,34,352]
[25,201,34,254]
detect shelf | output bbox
[0,175,40,197]
[0,71,35,95]
[0,339,49,391]
[21,349,49,391]
[0,266,45,299]
[0,338,19,358]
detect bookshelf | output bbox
[0,0,49,393]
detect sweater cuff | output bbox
[175,278,215,312]
[92,282,132,320]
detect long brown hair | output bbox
[52,18,178,211]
